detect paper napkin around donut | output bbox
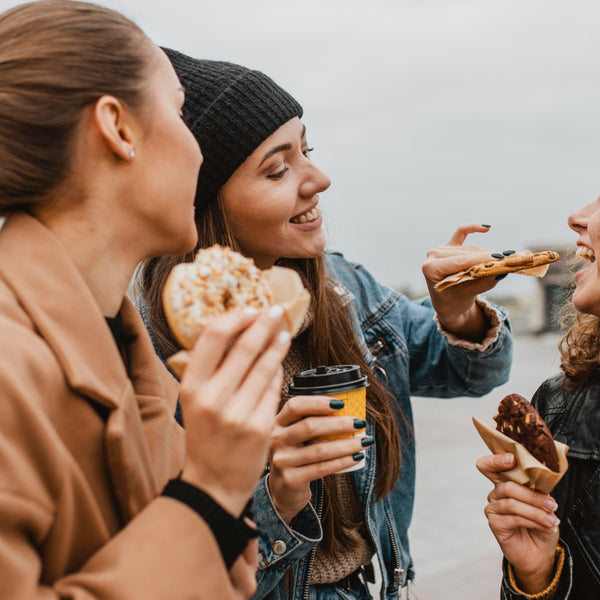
[472,417,569,494]
[167,265,310,379]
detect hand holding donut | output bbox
[179,306,291,518]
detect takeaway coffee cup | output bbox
[288,364,369,472]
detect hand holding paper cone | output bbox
[473,393,568,494]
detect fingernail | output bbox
[502,454,514,466]
[277,330,291,344]
[243,306,258,316]
[361,435,375,447]
[495,273,508,281]
[502,249,516,256]
[481,224,491,228]
[352,452,365,461]
[491,252,504,259]
[268,305,284,319]
[353,419,366,429]
[546,514,560,527]
[329,399,345,409]
[544,498,558,511]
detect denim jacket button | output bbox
[272,540,287,555]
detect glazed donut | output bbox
[162,245,273,350]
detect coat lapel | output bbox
[0,213,179,522]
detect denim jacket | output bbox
[501,375,600,600]
[253,251,513,600]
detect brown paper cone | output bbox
[472,417,568,494]
[166,264,310,377]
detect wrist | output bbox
[509,546,565,598]
[437,302,487,342]
[180,469,246,518]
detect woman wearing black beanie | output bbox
[138,48,513,600]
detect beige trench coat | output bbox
[0,213,235,598]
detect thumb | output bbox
[476,453,515,480]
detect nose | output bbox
[568,198,598,234]
[299,162,331,199]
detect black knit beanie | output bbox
[163,48,303,208]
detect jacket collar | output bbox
[540,375,600,460]
[0,213,152,409]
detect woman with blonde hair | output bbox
[0,2,289,598]
[138,48,513,599]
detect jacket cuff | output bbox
[253,474,322,570]
[501,542,573,600]
[434,297,504,352]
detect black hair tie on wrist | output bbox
[162,478,259,569]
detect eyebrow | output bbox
[259,124,307,166]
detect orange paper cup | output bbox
[289,365,369,472]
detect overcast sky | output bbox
[4,0,600,295]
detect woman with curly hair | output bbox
[478,198,600,600]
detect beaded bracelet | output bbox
[507,546,565,600]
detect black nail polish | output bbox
[352,452,365,461]
[495,273,508,281]
[491,252,504,259]
[361,435,375,447]
[502,249,516,256]
[481,224,491,228]
[329,399,345,409]
[353,419,366,429]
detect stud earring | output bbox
[129,149,136,158]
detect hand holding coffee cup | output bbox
[289,365,369,473]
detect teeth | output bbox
[291,206,321,224]
[576,247,596,262]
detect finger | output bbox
[234,335,290,419]
[275,415,360,447]
[447,223,491,246]
[184,309,258,382]
[206,306,287,401]
[273,434,369,469]
[486,511,558,536]
[486,498,560,532]
[489,482,558,514]
[476,453,515,481]
[276,396,351,427]
[275,453,365,485]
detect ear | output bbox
[93,95,136,161]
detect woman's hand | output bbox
[477,453,560,594]
[179,306,291,517]
[268,396,372,524]
[422,223,500,341]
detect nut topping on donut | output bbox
[163,245,273,350]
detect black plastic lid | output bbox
[288,364,369,395]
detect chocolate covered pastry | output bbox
[493,393,560,473]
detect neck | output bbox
[32,204,140,317]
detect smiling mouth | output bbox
[577,247,596,262]
[291,206,321,224]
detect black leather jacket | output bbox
[501,374,600,599]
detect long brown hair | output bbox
[138,192,403,556]
[0,0,152,213]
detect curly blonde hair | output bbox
[558,292,600,389]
